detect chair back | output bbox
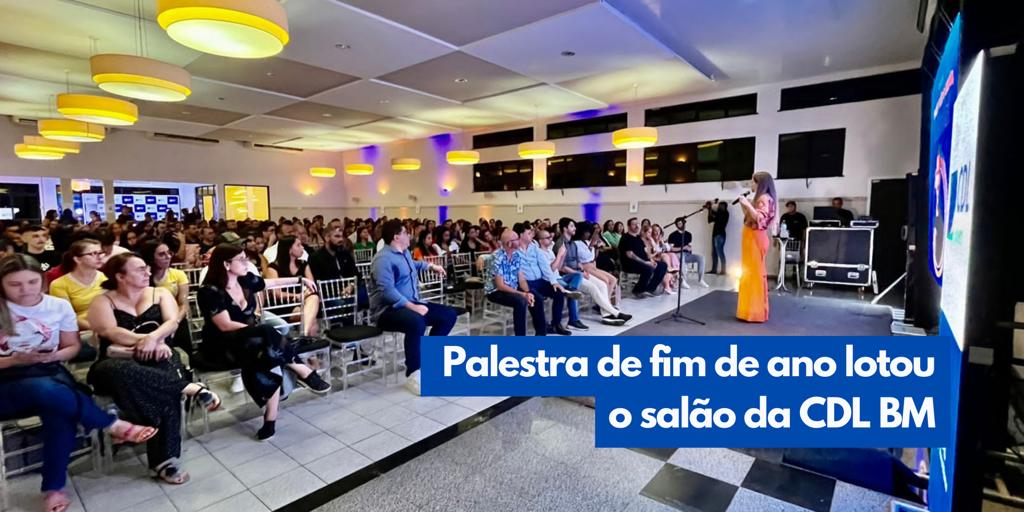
[259,282,307,335]
[317,277,359,328]
[418,265,445,303]
[354,248,374,263]
[183,268,204,291]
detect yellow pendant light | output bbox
[38,119,106,142]
[14,143,64,160]
[345,163,374,176]
[612,127,658,149]
[518,141,556,159]
[446,150,480,166]
[91,54,192,102]
[309,167,336,178]
[157,0,290,59]
[57,94,138,126]
[391,158,421,171]
[22,136,80,154]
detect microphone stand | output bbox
[656,205,708,326]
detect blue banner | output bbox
[422,336,950,448]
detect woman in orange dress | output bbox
[736,171,778,322]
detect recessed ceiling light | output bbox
[829,96,838,101]
[322,113,333,117]
[379,99,390,104]
[334,43,351,49]
[181,111,191,115]
[561,50,575,57]
[454,77,468,83]
[266,72,274,77]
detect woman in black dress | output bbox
[263,236,320,337]
[87,254,221,485]
[199,244,329,441]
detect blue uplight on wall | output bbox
[438,206,448,223]
[566,107,619,120]
[360,145,380,163]
[583,203,600,224]
[369,207,378,219]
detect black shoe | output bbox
[257,420,275,441]
[616,313,633,322]
[601,315,626,326]
[299,371,331,395]
[551,325,572,336]
[591,305,601,314]
[567,320,589,331]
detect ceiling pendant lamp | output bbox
[612,127,658,149]
[91,54,192,102]
[157,0,290,59]
[14,144,64,160]
[446,150,480,166]
[391,158,421,171]
[518,141,555,159]
[57,93,138,126]
[309,167,336,178]
[37,119,106,142]
[345,163,374,176]
[22,136,81,155]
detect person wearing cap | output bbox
[668,218,709,289]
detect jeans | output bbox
[711,234,726,274]
[527,280,565,329]
[681,252,705,280]
[487,290,546,336]
[377,302,458,376]
[627,261,668,294]
[558,273,583,323]
[261,311,290,336]
[0,376,116,492]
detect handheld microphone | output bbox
[732,191,751,205]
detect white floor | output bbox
[1,276,731,512]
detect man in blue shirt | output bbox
[368,219,457,394]
[484,228,545,336]
[514,222,578,335]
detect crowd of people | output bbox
[0,203,726,512]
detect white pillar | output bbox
[102,179,115,221]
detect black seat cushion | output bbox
[326,325,383,344]
[461,278,484,290]
[293,336,331,353]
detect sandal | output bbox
[42,490,71,512]
[194,384,222,412]
[152,460,190,485]
[109,421,158,445]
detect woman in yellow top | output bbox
[48,239,107,331]
[735,171,778,323]
[141,241,191,352]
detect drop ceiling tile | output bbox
[309,80,461,118]
[318,129,396,146]
[0,100,53,119]
[0,73,71,107]
[557,58,712,104]
[465,84,605,119]
[275,137,359,152]
[376,52,538,102]
[282,0,454,78]
[199,128,284,145]
[186,55,359,98]
[186,78,297,115]
[266,101,386,129]
[0,43,94,89]
[137,101,249,125]
[341,0,595,46]
[224,115,337,139]
[125,117,221,137]
[345,118,449,140]
[463,2,673,84]
[406,105,523,129]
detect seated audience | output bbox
[667,219,709,288]
[618,217,668,297]
[561,222,630,325]
[368,220,457,394]
[140,240,191,353]
[643,225,678,294]
[19,224,61,272]
[87,253,221,485]
[0,254,157,512]
[353,227,375,252]
[485,229,546,336]
[49,239,107,331]
[263,236,321,337]
[198,245,330,441]
[412,230,439,261]
[514,222,575,335]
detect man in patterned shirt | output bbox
[484,229,545,336]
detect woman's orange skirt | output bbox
[736,226,770,322]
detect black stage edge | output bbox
[275,396,531,512]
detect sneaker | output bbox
[230,375,245,393]
[551,325,572,336]
[699,280,710,288]
[680,279,691,289]
[564,289,584,300]
[601,315,626,326]
[299,371,331,396]
[567,320,589,330]
[405,370,421,396]
[616,313,633,322]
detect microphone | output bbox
[732,191,751,205]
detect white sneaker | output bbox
[680,279,691,289]
[404,370,421,396]
[699,280,710,288]
[230,375,245,393]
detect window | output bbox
[472,127,534,149]
[546,150,627,189]
[473,160,534,192]
[777,129,846,179]
[0,183,41,221]
[645,94,757,127]
[224,185,270,220]
[643,137,756,185]
[779,69,920,111]
[546,113,627,140]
